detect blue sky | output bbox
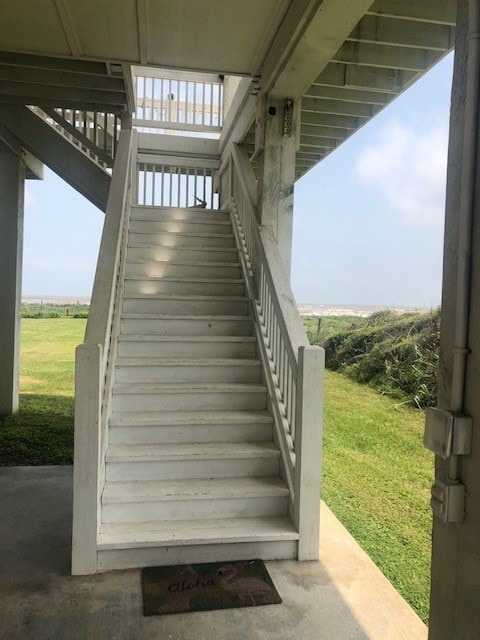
[23,53,454,307]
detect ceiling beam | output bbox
[304,83,389,105]
[0,81,126,107]
[137,0,149,65]
[54,0,82,58]
[366,0,457,26]
[301,96,375,118]
[314,62,416,93]
[348,15,455,51]
[258,0,375,98]
[0,52,109,76]
[301,110,360,130]
[0,95,124,115]
[300,123,348,140]
[332,41,441,72]
[299,135,335,149]
[0,65,125,92]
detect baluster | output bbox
[186,166,190,207]
[177,167,181,207]
[142,164,147,205]
[152,164,156,206]
[161,165,165,206]
[160,79,164,121]
[169,168,173,207]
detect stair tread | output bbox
[113,382,267,394]
[128,231,235,239]
[118,335,256,342]
[102,476,290,502]
[125,276,244,284]
[131,218,232,227]
[125,259,241,267]
[109,410,273,427]
[115,357,260,367]
[98,516,298,549]
[128,243,238,252]
[121,313,250,320]
[106,441,280,462]
[123,294,247,301]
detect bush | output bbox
[324,309,440,408]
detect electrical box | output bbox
[424,407,472,459]
[431,479,466,523]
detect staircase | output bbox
[95,204,299,571]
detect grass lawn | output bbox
[323,369,433,623]
[0,319,433,621]
[0,319,86,465]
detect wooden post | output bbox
[294,345,325,560]
[256,97,298,277]
[72,343,102,575]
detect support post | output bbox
[0,142,25,417]
[256,97,298,277]
[72,343,102,575]
[294,345,325,560]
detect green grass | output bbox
[0,319,86,465]
[0,318,433,622]
[302,314,367,346]
[323,369,433,623]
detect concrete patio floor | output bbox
[0,466,427,640]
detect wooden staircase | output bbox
[96,205,299,571]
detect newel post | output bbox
[72,343,102,575]
[294,345,325,560]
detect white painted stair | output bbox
[98,205,298,571]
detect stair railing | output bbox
[72,128,135,575]
[224,143,325,561]
[29,106,121,170]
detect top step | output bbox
[131,206,230,223]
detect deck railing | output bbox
[72,128,134,575]
[224,143,325,560]
[29,106,121,169]
[133,68,223,136]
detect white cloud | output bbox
[355,120,448,228]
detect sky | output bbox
[22,53,454,307]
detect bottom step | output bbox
[97,516,299,571]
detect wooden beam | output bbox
[0,52,107,76]
[300,110,360,130]
[314,62,415,93]
[333,40,441,71]
[261,0,375,98]
[137,0,149,65]
[0,95,124,115]
[299,134,336,149]
[54,0,82,58]
[348,15,455,51]
[367,0,457,26]
[0,123,44,179]
[304,83,389,105]
[0,81,126,107]
[0,65,125,92]
[300,123,348,139]
[301,96,374,118]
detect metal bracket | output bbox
[283,98,294,136]
[424,407,472,459]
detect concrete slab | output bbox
[0,466,427,640]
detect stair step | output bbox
[125,260,242,279]
[127,245,239,263]
[105,442,280,480]
[129,231,236,249]
[131,206,230,223]
[101,476,289,522]
[117,335,257,358]
[98,516,298,550]
[115,357,261,383]
[122,294,249,315]
[111,382,267,411]
[129,218,232,236]
[123,276,245,297]
[120,314,252,336]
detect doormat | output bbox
[141,559,282,616]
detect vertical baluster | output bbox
[193,82,197,125]
[186,166,190,207]
[152,164,156,206]
[169,168,173,207]
[168,79,172,121]
[201,83,205,126]
[160,79,164,121]
[161,165,165,206]
[143,164,147,205]
[203,169,207,205]
[194,167,198,203]
[177,167,181,206]
[209,83,214,126]
[103,113,107,152]
[93,111,98,147]
[142,76,146,120]
[218,83,223,126]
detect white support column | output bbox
[0,142,25,418]
[256,97,298,277]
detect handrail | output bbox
[226,143,324,561]
[72,127,134,575]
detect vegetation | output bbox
[304,309,440,408]
[0,319,86,465]
[21,302,90,318]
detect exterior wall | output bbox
[429,1,480,636]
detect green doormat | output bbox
[142,559,282,616]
